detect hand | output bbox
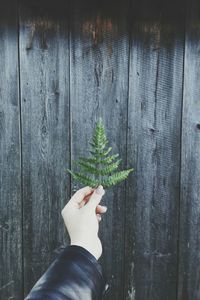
[61,185,107,260]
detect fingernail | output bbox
[96,185,104,195]
[102,206,107,212]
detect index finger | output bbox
[69,186,94,206]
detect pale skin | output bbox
[61,185,107,260]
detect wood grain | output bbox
[19,0,71,296]
[124,1,185,299]
[1,1,200,299]
[69,0,130,299]
[0,1,23,299]
[178,0,200,299]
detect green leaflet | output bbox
[66,169,99,187]
[90,146,112,157]
[78,153,119,165]
[101,169,134,188]
[66,118,134,189]
[74,158,122,176]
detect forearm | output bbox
[24,245,108,300]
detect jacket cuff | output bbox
[59,245,109,297]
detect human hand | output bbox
[61,185,107,260]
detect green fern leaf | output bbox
[74,158,122,176]
[78,154,119,165]
[100,153,119,165]
[79,156,100,165]
[66,118,134,189]
[99,159,122,175]
[66,169,99,187]
[74,160,99,175]
[101,168,134,188]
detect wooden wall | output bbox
[0,0,200,299]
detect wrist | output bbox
[70,238,102,260]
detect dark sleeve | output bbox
[24,245,109,300]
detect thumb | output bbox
[86,185,105,210]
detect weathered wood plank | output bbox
[124,1,185,299]
[69,0,130,299]
[19,0,71,296]
[0,1,23,299]
[178,0,200,299]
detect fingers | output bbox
[69,186,94,206]
[96,214,102,222]
[86,185,105,210]
[96,205,108,222]
[96,205,107,214]
[78,189,95,208]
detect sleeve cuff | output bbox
[59,245,110,297]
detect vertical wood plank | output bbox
[19,0,70,296]
[70,0,130,299]
[178,0,200,299]
[0,1,23,299]
[124,1,185,299]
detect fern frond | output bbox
[66,169,99,187]
[78,153,119,165]
[98,159,122,175]
[101,168,134,188]
[100,153,119,165]
[100,146,112,156]
[90,139,108,150]
[66,118,134,190]
[74,158,122,176]
[79,156,100,165]
[74,160,99,175]
[90,146,113,158]
[91,118,108,152]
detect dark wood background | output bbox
[0,0,200,299]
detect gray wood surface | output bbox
[69,1,130,299]
[178,0,200,299]
[124,1,185,299]
[19,0,71,296]
[1,0,200,299]
[0,1,23,299]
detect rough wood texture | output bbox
[69,1,130,299]
[178,0,200,299]
[19,0,71,296]
[1,0,200,299]
[0,1,23,299]
[124,1,185,299]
